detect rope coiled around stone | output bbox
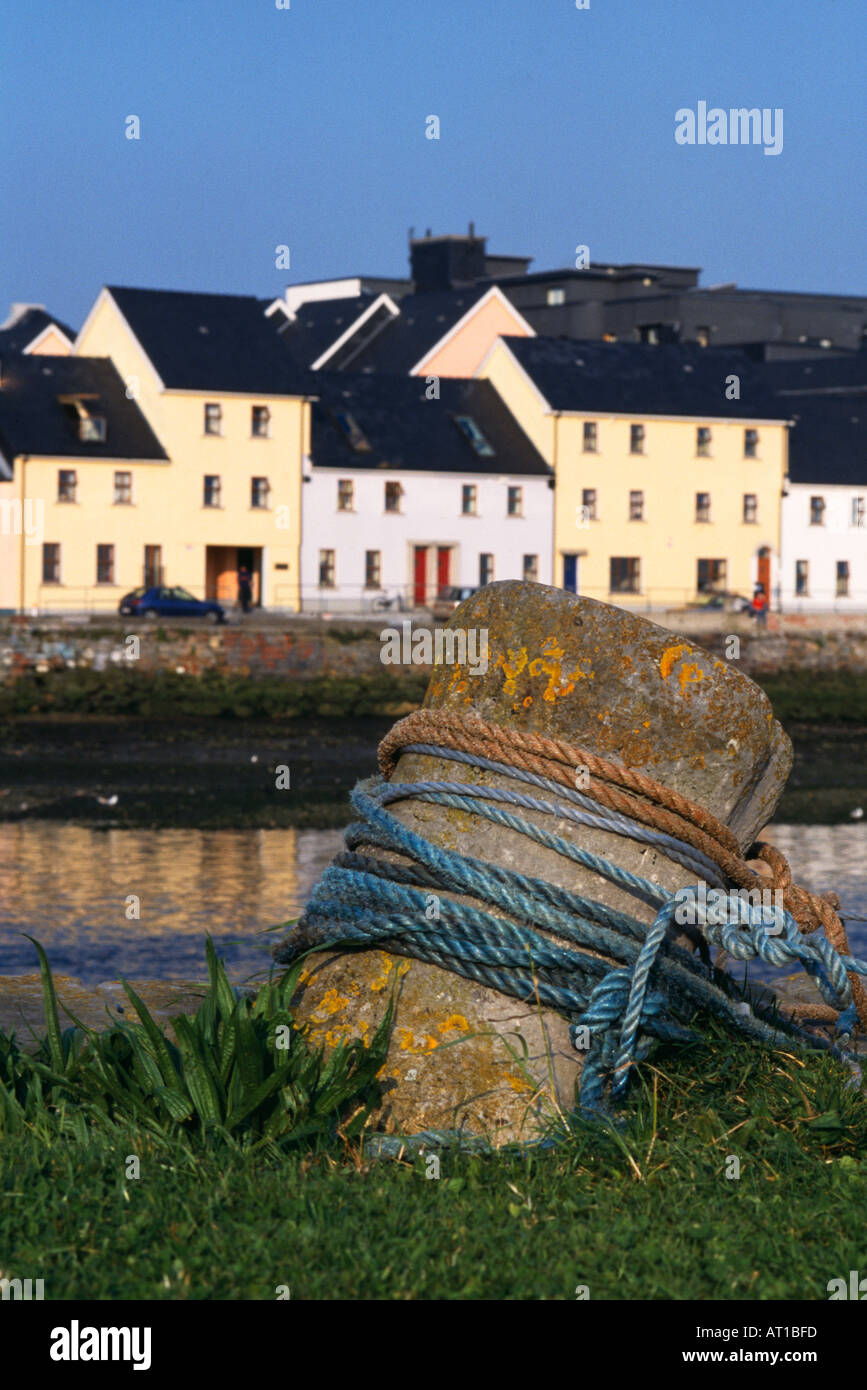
[278,711,867,1115]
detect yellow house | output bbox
[68,285,314,612]
[0,355,169,614]
[477,336,790,607]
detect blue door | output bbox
[563,555,578,593]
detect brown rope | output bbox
[380,708,867,1029]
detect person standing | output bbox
[750,585,768,628]
[238,565,253,614]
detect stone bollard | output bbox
[282,582,793,1145]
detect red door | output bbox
[413,546,428,605]
[437,547,451,595]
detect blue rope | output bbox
[281,752,867,1118]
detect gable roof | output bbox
[103,286,314,396]
[270,290,385,367]
[311,372,552,476]
[0,307,77,354]
[0,356,168,464]
[500,336,789,420]
[323,288,493,374]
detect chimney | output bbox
[409,228,487,293]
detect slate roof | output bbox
[0,356,167,464]
[324,288,490,373]
[311,372,552,476]
[502,336,789,420]
[761,354,867,396]
[784,395,867,487]
[106,286,313,396]
[0,307,77,353]
[271,291,384,367]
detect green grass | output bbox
[2,946,867,1299]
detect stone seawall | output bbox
[1,613,867,681]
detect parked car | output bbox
[687,590,752,613]
[428,585,480,620]
[118,585,225,623]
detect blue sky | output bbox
[3,0,864,329]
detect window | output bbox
[384,481,402,513]
[695,492,711,523]
[507,486,523,516]
[795,560,809,597]
[836,561,850,597]
[42,543,60,584]
[546,288,565,306]
[743,493,758,524]
[809,496,825,526]
[637,324,661,345]
[582,488,597,521]
[251,406,270,438]
[144,545,162,588]
[697,559,727,592]
[630,424,645,454]
[583,421,597,452]
[696,427,712,457]
[523,554,538,582]
[629,490,644,522]
[852,497,865,528]
[204,403,222,436]
[57,469,77,503]
[333,410,371,452]
[60,395,106,442]
[365,550,381,588]
[461,484,478,516]
[744,429,759,459]
[479,553,494,586]
[696,326,711,348]
[251,477,270,508]
[113,470,132,505]
[96,544,115,585]
[610,557,641,593]
[454,416,495,457]
[337,479,354,511]
[319,549,335,588]
[204,475,222,507]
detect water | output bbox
[0,823,864,986]
[0,825,345,986]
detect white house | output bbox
[779,398,866,611]
[299,374,553,612]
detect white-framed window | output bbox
[251,477,270,508]
[113,470,132,505]
[204,403,222,436]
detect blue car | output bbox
[118,585,225,623]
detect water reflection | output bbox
[0,823,863,986]
[0,825,344,985]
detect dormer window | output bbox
[454,415,495,457]
[333,410,371,453]
[59,395,106,443]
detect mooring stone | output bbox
[287,582,793,1145]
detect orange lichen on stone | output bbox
[494,645,531,694]
[678,662,705,697]
[528,636,594,703]
[659,642,691,681]
[310,988,350,1020]
[439,1014,470,1035]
